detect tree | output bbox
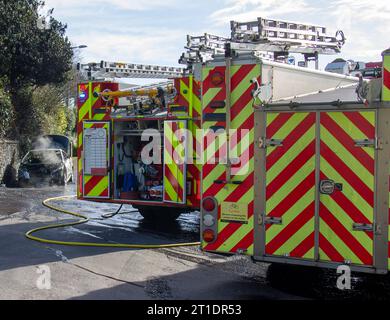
[0,81,13,138]
[0,0,73,140]
[0,0,73,90]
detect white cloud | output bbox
[44,0,178,12]
[210,0,389,64]
[210,0,314,26]
[73,28,184,66]
[328,0,390,61]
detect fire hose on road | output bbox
[25,195,200,249]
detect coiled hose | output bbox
[25,195,200,249]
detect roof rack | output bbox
[180,17,345,69]
[230,17,344,55]
[77,61,185,80]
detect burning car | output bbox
[18,135,73,187]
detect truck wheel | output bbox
[137,206,181,222]
[266,263,322,297]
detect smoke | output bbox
[32,137,53,150]
[30,137,62,165]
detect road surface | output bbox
[0,184,388,300]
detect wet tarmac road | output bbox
[1,183,390,300]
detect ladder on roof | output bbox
[230,17,344,55]
[179,33,274,66]
[77,60,186,81]
[180,17,345,68]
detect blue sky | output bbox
[43,0,389,71]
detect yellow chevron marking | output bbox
[87,177,108,198]
[321,195,373,254]
[267,126,315,185]
[273,217,315,258]
[267,156,315,213]
[328,112,374,159]
[321,157,373,221]
[320,218,363,264]
[267,186,315,243]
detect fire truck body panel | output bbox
[76,77,202,210]
[200,53,390,274]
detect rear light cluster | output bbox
[201,197,218,244]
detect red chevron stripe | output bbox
[321,113,374,174]
[320,203,373,265]
[230,231,254,253]
[388,242,390,259]
[266,113,294,137]
[204,140,228,166]
[100,188,109,198]
[383,67,390,90]
[267,171,315,221]
[205,222,242,251]
[84,176,104,196]
[224,172,254,203]
[320,172,373,235]
[188,164,200,179]
[231,144,254,177]
[164,164,183,202]
[230,116,254,150]
[164,130,186,168]
[164,192,172,202]
[203,172,227,198]
[319,233,344,262]
[174,79,187,106]
[321,141,374,207]
[266,202,314,255]
[267,113,315,170]
[343,112,375,138]
[231,84,258,122]
[290,232,315,258]
[231,64,256,92]
[203,89,227,114]
[266,140,315,200]
[203,117,252,166]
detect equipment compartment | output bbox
[113,119,164,202]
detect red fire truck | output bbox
[77,17,390,274]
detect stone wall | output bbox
[0,140,19,187]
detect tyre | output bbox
[266,263,322,298]
[137,206,182,222]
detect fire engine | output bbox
[77,17,390,274]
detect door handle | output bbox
[353,223,373,232]
[264,217,282,225]
[319,180,343,195]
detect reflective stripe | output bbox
[163,121,187,204]
[383,54,390,101]
[319,111,375,266]
[202,64,260,255]
[265,112,316,259]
